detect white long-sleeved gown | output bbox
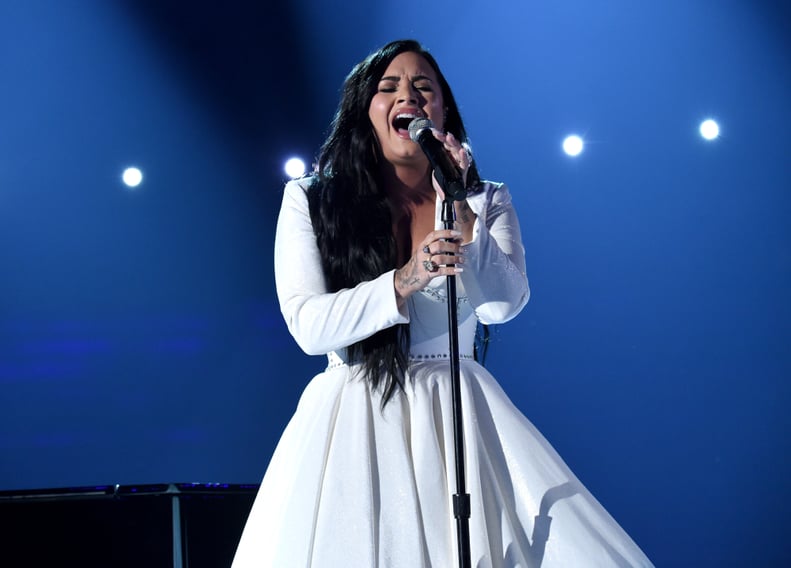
[232,179,652,567]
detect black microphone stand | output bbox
[441,194,471,568]
[412,116,472,567]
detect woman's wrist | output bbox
[454,200,476,243]
[455,200,475,224]
[393,262,418,306]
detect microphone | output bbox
[408,117,467,201]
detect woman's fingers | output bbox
[421,229,464,272]
[395,228,467,301]
[425,228,462,244]
[430,130,471,192]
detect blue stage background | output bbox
[1,1,789,565]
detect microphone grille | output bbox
[408,117,434,142]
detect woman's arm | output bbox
[274,180,409,355]
[458,182,530,324]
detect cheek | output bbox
[368,98,388,128]
[427,99,445,129]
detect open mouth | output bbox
[392,112,421,137]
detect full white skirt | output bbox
[232,359,653,567]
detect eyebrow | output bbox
[378,75,435,83]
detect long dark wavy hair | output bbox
[307,39,481,404]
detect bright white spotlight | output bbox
[122,167,143,188]
[562,135,584,157]
[284,157,306,179]
[700,119,720,140]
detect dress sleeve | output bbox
[458,182,530,324]
[274,180,410,356]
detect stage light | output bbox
[122,167,143,188]
[284,157,306,179]
[700,119,720,140]
[562,135,584,157]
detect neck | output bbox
[379,161,435,208]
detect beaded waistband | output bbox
[326,350,475,370]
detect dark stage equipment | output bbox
[0,483,257,568]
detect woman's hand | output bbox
[394,229,465,305]
[430,130,477,243]
[429,130,472,193]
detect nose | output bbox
[397,83,420,105]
